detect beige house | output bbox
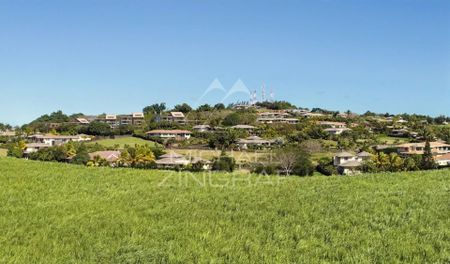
[257,111,299,124]
[162,112,186,124]
[397,142,450,156]
[318,121,347,128]
[88,151,121,164]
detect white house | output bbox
[435,153,450,167]
[28,134,91,146]
[324,128,351,135]
[237,136,273,150]
[333,151,373,175]
[192,125,212,132]
[24,143,51,155]
[146,130,192,140]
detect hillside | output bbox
[0,158,449,263]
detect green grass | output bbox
[0,149,6,157]
[377,135,410,145]
[88,136,157,149]
[0,158,449,263]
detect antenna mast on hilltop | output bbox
[261,83,266,102]
[250,90,257,105]
[269,88,274,102]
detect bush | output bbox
[252,163,277,175]
[212,154,236,172]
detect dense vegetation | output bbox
[0,158,448,263]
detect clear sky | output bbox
[1,0,449,125]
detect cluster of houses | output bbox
[73,112,145,128]
[88,150,211,170]
[333,141,450,175]
[24,134,92,155]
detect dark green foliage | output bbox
[173,103,192,113]
[252,163,277,175]
[143,103,166,115]
[84,121,112,136]
[208,130,238,150]
[316,157,338,176]
[420,141,438,170]
[196,104,212,112]
[212,153,236,172]
[292,152,315,176]
[255,100,296,110]
[72,149,90,165]
[29,146,67,162]
[213,103,225,110]
[222,111,256,126]
[32,110,69,124]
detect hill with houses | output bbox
[1,101,450,175]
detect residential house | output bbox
[231,125,256,131]
[192,125,212,132]
[237,136,273,150]
[146,130,192,140]
[162,112,186,124]
[435,153,450,167]
[28,134,91,146]
[73,117,90,125]
[333,151,373,175]
[24,143,51,155]
[88,151,121,165]
[257,111,299,124]
[155,152,211,170]
[397,142,450,156]
[324,127,351,135]
[389,128,409,137]
[117,112,145,126]
[318,121,347,128]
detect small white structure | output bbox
[192,125,212,132]
[24,143,51,155]
[155,152,211,169]
[436,153,450,167]
[146,130,192,140]
[237,136,273,150]
[231,124,256,130]
[324,128,351,135]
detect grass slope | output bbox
[89,136,157,149]
[0,158,449,263]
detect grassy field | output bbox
[0,148,6,157]
[377,135,411,145]
[0,158,449,263]
[88,136,157,149]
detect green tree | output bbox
[173,103,192,113]
[420,141,437,170]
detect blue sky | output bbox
[1,0,449,125]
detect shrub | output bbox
[212,154,236,172]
